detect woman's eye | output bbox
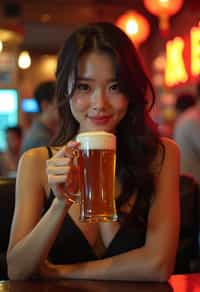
[110,83,120,92]
[77,83,90,92]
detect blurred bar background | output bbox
[0,0,199,145]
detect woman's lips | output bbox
[88,115,112,125]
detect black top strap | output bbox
[46,146,53,158]
[44,146,54,210]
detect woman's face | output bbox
[69,52,128,133]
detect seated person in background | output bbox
[175,92,196,117]
[7,22,180,282]
[173,85,200,184]
[20,81,58,154]
[0,126,22,178]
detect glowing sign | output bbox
[165,37,188,86]
[165,24,200,87]
[191,25,200,77]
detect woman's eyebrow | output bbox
[77,77,94,81]
[77,77,118,82]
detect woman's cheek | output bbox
[71,95,89,112]
[115,97,128,112]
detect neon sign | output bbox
[165,24,200,87]
[191,25,200,77]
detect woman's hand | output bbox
[38,260,60,279]
[46,141,80,204]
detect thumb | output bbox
[54,141,80,158]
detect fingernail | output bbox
[67,141,79,148]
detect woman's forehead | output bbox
[77,52,117,78]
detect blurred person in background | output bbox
[20,81,58,154]
[173,84,200,184]
[0,126,22,178]
[175,92,196,117]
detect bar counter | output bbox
[0,273,199,292]
[0,274,200,292]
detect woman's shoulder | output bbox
[21,146,62,160]
[158,137,180,170]
[19,146,61,168]
[152,137,180,174]
[21,146,49,161]
[160,137,180,155]
[17,146,62,188]
[17,148,47,176]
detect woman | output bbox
[7,22,180,281]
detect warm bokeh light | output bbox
[191,24,200,77]
[153,54,166,71]
[165,37,188,86]
[126,20,139,35]
[0,27,23,43]
[143,0,183,16]
[152,72,164,87]
[39,55,57,76]
[143,0,183,33]
[18,51,31,69]
[116,10,150,46]
[0,41,3,52]
[160,0,168,3]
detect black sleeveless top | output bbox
[45,147,147,265]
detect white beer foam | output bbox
[76,131,116,150]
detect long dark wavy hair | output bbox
[53,22,165,229]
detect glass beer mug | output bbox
[76,131,118,222]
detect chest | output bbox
[68,195,136,257]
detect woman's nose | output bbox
[91,89,108,110]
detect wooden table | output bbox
[0,273,199,292]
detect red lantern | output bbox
[116,10,150,46]
[143,0,183,35]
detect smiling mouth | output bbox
[88,115,112,125]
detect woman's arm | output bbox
[7,146,74,280]
[40,138,180,282]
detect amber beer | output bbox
[76,131,118,222]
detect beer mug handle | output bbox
[72,148,80,159]
[70,148,80,204]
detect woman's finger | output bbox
[51,141,80,159]
[48,174,67,184]
[53,145,68,158]
[46,157,72,167]
[47,166,71,175]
